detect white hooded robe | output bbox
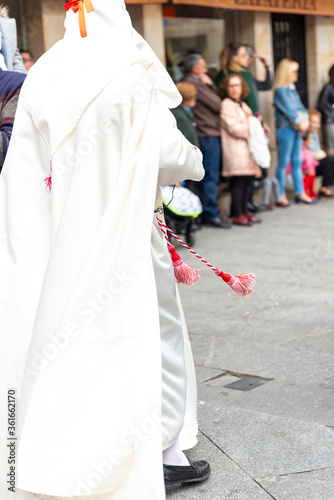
[0,1,204,499]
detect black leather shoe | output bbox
[203,217,232,228]
[252,201,267,211]
[247,202,259,213]
[164,459,211,489]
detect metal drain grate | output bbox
[224,377,272,392]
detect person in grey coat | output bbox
[245,44,272,134]
[0,5,26,73]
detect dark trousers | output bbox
[195,136,221,221]
[316,156,334,187]
[230,176,253,217]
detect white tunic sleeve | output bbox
[158,107,204,186]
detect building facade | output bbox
[6,0,334,132]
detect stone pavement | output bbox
[167,197,334,500]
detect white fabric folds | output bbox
[248,116,271,169]
[0,1,204,499]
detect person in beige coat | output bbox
[220,74,261,226]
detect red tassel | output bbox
[157,218,255,296]
[215,270,255,297]
[168,244,199,286]
[44,175,52,192]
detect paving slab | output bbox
[189,330,334,386]
[172,199,334,499]
[198,378,334,427]
[194,365,225,384]
[257,468,334,500]
[323,376,334,388]
[167,432,274,500]
[196,403,334,477]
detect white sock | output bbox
[163,440,190,466]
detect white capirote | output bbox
[0,1,204,499]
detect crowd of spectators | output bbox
[0,12,333,229]
[171,43,334,229]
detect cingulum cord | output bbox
[156,216,256,298]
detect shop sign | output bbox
[234,0,316,11]
[170,0,333,16]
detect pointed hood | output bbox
[25,0,180,156]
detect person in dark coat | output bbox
[317,64,334,156]
[244,44,273,212]
[214,42,259,114]
[183,53,231,228]
[0,67,25,171]
[171,82,199,147]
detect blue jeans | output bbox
[195,136,221,220]
[276,127,304,196]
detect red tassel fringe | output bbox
[159,218,255,297]
[44,175,52,192]
[168,244,200,285]
[215,270,256,297]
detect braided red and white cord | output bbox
[157,217,219,273]
[156,216,256,297]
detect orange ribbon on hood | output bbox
[65,0,94,38]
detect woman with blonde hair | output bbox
[274,58,315,205]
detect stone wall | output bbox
[41,0,65,52]
[22,0,44,58]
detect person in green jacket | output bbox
[214,42,259,114]
[171,82,199,147]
